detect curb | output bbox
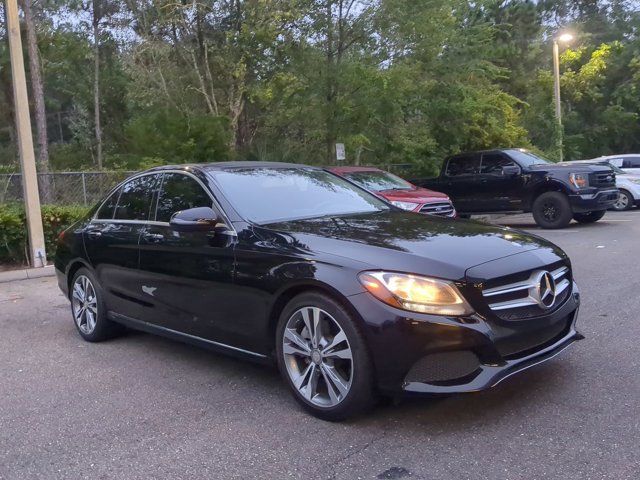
[0,265,56,284]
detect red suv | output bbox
[328,166,456,217]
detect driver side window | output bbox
[480,153,516,175]
[155,173,213,223]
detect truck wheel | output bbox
[573,210,606,224]
[532,192,573,229]
[611,190,633,211]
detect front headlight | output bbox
[569,173,588,189]
[358,271,474,316]
[390,200,420,211]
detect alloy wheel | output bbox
[542,202,558,221]
[72,275,98,335]
[282,306,353,407]
[613,193,629,211]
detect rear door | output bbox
[441,154,481,212]
[475,152,523,212]
[83,173,158,320]
[136,172,241,345]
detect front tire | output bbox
[275,292,374,421]
[611,190,633,211]
[573,210,606,224]
[70,268,122,342]
[532,191,573,229]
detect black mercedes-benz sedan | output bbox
[55,162,583,420]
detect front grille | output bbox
[481,262,572,321]
[420,201,455,217]
[589,171,616,188]
[405,351,480,384]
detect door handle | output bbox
[142,232,165,244]
[86,229,102,239]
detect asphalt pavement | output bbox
[1,210,639,480]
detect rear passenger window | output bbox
[155,173,212,223]
[114,175,157,221]
[96,188,120,219]
[625,157,640,168]
[446,155,480,176]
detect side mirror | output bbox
[169,207,220,232]
[501,165,520,177]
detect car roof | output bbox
[327,166,384,174]
[147,161,319,173]
[448,148,525,157]
[593,154,640,159]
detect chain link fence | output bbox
[0,171,136,206]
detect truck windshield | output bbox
[343,170,414,192]
[507,150,551,167]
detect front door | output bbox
[136,172,240,345]
[475,152,523,212]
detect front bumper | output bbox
[347,282,582,395]
[569,189,619,212]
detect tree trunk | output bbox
[21,0,51,201]
[92,0,103,169]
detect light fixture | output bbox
[558,33,574,43]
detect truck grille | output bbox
[589,171,616,188]
[419,201,455,217]
[481,262,572,320]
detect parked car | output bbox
[415,148,619,229]
[327,166,456,217]
[56,163,583,420]
[560,160,640,211]
[591,154,640,175]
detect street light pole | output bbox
[552,40,563,163]
[5,0,47,267]
[552,33,574,164]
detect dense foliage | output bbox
[0,0,639,176]
[0,204,87,264]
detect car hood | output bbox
[259,212,561,281]
[378,188,449,203]
[530,163,614,174]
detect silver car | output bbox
[592,154,640,176]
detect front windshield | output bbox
[210,167,390,224]
[507,149,551,167]
[343,170,413,192]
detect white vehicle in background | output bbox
[561,160,640,211]
[609,165,640,211]
[592,154,640,175]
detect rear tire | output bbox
[573,210,606,224]
[532,191,573,229]
[275,291,375,421]
[611,190,633,211]
[70,268,123,342]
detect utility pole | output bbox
[552,40,563,163]
[5,0,47,267]
[552,33,573,164]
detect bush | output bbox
[0,204,88,266]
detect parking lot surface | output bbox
[1,211,639,480]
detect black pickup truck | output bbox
[415,148,619,229]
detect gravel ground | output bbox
[1,210,639,480]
